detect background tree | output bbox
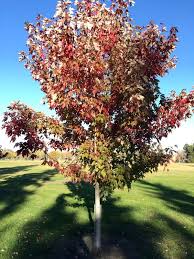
[4,149,17,160]
[49,150,65,161]
[0,146,8,159]
[34,150,46,160]
[175,150,186,163]
[0,146,4,159]
[183,144,194,163]
[3,0,194,252]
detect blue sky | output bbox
[0,0,194,149]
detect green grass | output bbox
[0,161,193,258]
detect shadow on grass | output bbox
[0,165,37,176]
[138,180,194,218]
[67,182,95,226]
[7,180,194,259]
[0,165,56,220]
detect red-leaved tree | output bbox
[3,0,194,251]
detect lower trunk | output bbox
[94,182,101,252]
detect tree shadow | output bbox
[67,181,95,226]
[6,181,194,258]
[0,165,37,176]
[102,197,194,258]
[9,193,93,259]
[0,165,56,220]
[138,180,194,218]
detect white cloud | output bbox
[0,128,15,150]
[161,119,194,150]
[0,114,15,150]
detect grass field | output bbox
[0,161,193,259]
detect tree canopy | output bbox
[3,0,194,192]
[183,144,194,163]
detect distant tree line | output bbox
[183,144,194,163]
[175,144,194,163]
[0,147,70,161]
[2,144,194,164]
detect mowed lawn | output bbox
[0,161,193,259]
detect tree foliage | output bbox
[49,150,67,160]
[4,150,17,159]
[183,144,194,163]
[0,146,8,159]
[3,0,194,192]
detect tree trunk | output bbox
[94,182,101,253]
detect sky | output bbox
[0,0,193,150]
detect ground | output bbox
[0,161,193,259]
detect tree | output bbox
[4,149,17,160]
[0,146,8,159]
[175,150,186,163]
[34,150,46,160]
[183,144,194,163]
[49,150,64,160]
[2,0,194,252]
[0,146,4,159]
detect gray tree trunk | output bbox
[94,182,101,252]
